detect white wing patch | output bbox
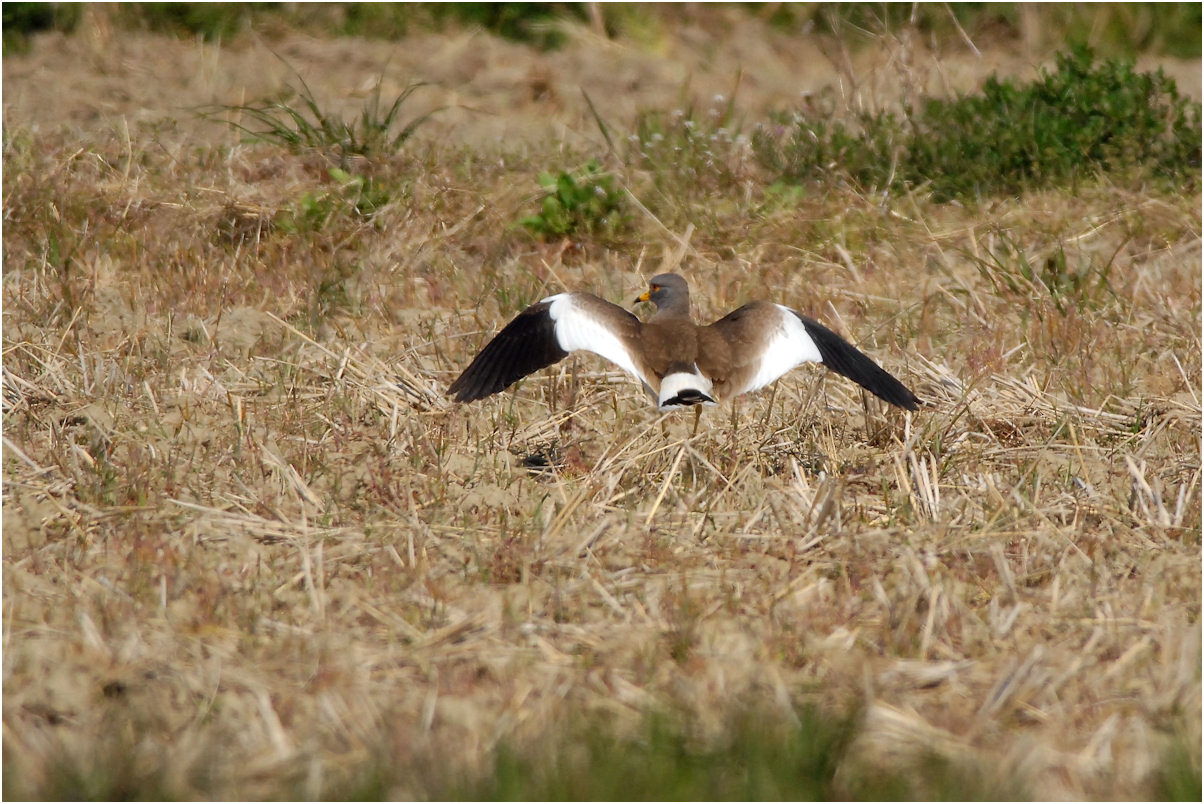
[543,294,646,384]
[739,304,823,395]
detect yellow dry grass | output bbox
[3,12,1200,800]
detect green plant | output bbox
[278,168,392,234]
[216,73,439,165]
[518,159,628,240]
[754,47,1202,202]
[1006,3,1202,59]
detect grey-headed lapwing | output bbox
[448,273,919,413]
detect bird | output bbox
[448,272,919,413]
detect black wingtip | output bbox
[448,301,569,403]
[799,316,920,411]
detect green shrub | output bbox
[754,109,902,197]
[518,159,628,240]
[908,47,1202,199]
[754,47,1202,202]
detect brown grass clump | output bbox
[4,14,1200,800]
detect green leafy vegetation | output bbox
[318,3,595,48]
[754,47,1202,202]
[518,159,628,240]
[908,47,1202,199]
[278,168,392,234]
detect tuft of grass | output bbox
[216,73,439,166]
[968,233,1119,317]
[754,47,1202,202]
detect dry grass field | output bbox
[3,6,1201,800]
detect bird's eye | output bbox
[650,284,660,291]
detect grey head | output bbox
[635,273,692,317]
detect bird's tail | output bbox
[658,368,717,410]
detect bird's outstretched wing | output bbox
[707,303,919,410]
[448,293,645,403]
[794,312,919,410]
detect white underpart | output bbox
[658,369,716,410]
[737,304,823,396]
[543,294,645,383]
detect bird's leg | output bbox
[726,398,740,471]
[691,404,702,437]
